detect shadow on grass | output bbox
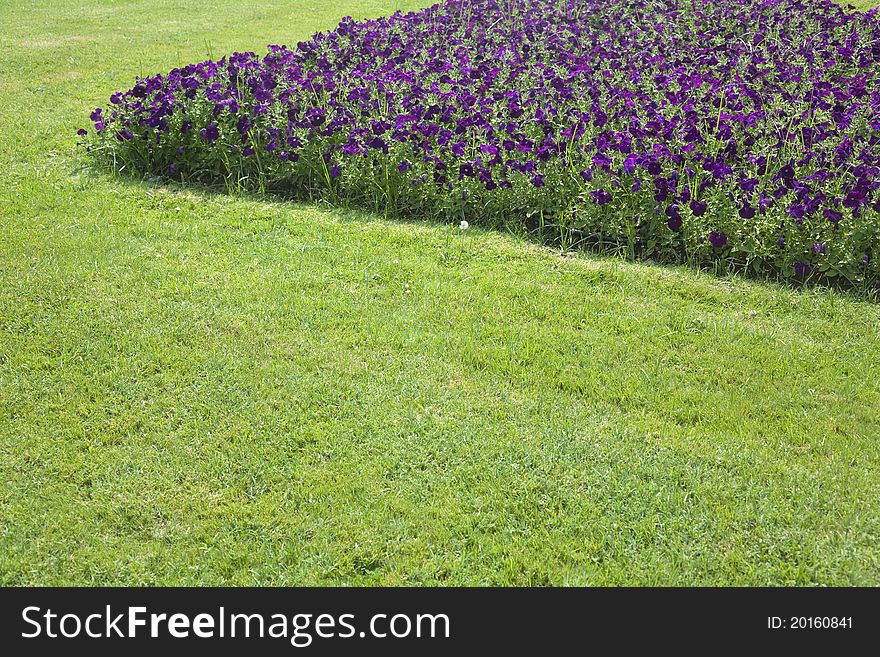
[82,162,880,304]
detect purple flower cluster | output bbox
[84,0,880,284]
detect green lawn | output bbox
[1,0,879,586]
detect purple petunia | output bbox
[237,114,253,137]
[708,231,727,248]
[794,261,812,278]
[739,178,759,194]
[591,189,612,205]
[689,200,707,217]
[199,122,220,142]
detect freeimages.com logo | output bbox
[21,605,451,647]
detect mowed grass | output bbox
[1,0,879,586]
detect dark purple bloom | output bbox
[739,204,755,219]
[200,122,220,142]
[708,231,727,248]
[307,107,326,127]
[824,208,843,227]
[739,178,759,194]
[591,189,612,205]
[530,173,544,188]
[237,115,253,137]
[592,153,612,170]
[843,190,865,210]
[794,261,811,278]
[812,242,827,255]
[689,200,707,217]
[777,163,796,186]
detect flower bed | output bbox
[83,0,880,284]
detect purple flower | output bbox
[794,261,811,279]
[592,152,612,170]
[739,178,759,194]
[689,200,707,217]
[398,160,412,173]
[530,173,545,188]
[329,164,341,178]
[199,122,220,142]
[590,189,612,205]
[812,242,827,255]
[708,231,727,248]
[307,107,326,127]
[738,204,755,219]
[824,208,842,228]
[237,115,253,137]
